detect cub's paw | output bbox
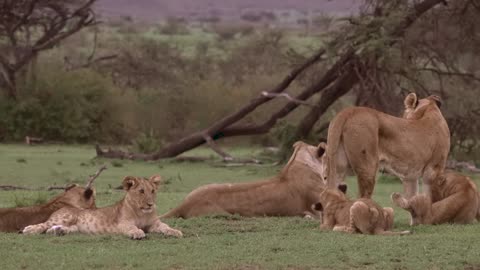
[46,225,65,236]
[129,229,146,240]
[22,225,41,235]
[165,229,183,238]
[390,192,409,209]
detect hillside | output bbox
[95,0,359,23]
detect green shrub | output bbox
[0,69,131,143]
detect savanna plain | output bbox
[1,144,479,270]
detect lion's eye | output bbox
[151,189,155,194]
[139,189,145,194]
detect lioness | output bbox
[161,141,334,219]
[315,187,410,235]
[391,171,480,225]
[325,93,450,198]
[22,175,182,239]
[0,184,96,233]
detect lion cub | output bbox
[22,175,182,239]
[315,187,410,235]
[391,171,479,225]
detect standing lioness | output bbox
[325,93,450,198]
[22,175,182,239]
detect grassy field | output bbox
[0,144,480,270]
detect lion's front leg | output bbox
[117,224,146,240]
[147,218,183,238]
[319,212,336,231]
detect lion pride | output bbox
[161,141,332,219]
[391,171,480,225]
[325,93,450,198]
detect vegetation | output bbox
[1,144,480,269]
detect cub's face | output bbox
[59,185,96,210]
[403,93,442,120]
[123,175,162,214]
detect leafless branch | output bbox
[261,91,319,107]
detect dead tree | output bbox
[96,0,450,161]
[0,0,97,100]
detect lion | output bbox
[325,93,450,198]
[161,141,340,219]
[22,175,182,239]
[391,171,480,225]
[314,186,410,235]
[0,184,96,233]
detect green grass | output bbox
[0,144,480,270]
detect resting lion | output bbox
[22,175,182,239]
[161,141,335,219]
[0,184,96,233]
[325,93,450,198]
[391,171,480,225]
[315,187,410,235]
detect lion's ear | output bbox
[313,202,323,211]
[404,93,418,109]
[149,175,163,188]
[292,141,303,149]
[429,95,442,108]
[122,176,138,191]
[338,183,348,194]
[317,142,327,157]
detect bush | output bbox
[0,69,131,143]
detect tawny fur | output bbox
[22,175,182,239]
[391,171,479,225]
[161,141,329,219]
[325,93,450,198]
[317,188,410,235]
[0,185,96,233]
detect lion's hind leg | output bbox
[46,225,79,236]
[22,210,76,235]
[349,201,377,234]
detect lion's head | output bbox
[284,141,328,184]
[312,184,348,212]
[122,175,162,214]
[391,192,432,225]
[403,93,442,120]
[55,184,96,210]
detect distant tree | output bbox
[0,0,97,100]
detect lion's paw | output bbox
[129,229,146,240]
[165,229,183,238]
[391,192,409,209]
[22,225,41,235]
[46,225,65,236]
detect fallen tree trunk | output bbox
[96,0,448,161]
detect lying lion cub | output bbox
[391,171,480,225]
[22,175,182,239]
[315,187,410,235]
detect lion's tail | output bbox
[325,111,350,188]
[160,206,184,219]
[477,192,480,220]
